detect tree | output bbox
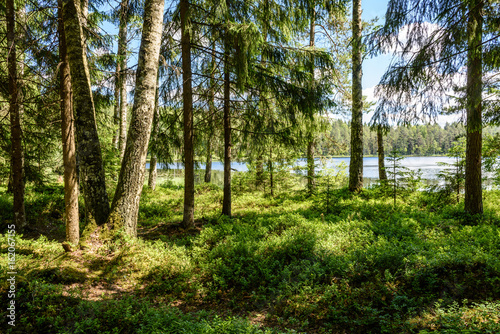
[117,0,130,159]
[306,8,317,195]
[376,125,388,181]
[438,137,466,203]
[348,0,363,192]
[222,32,232,216]
[62,0,110,225]
[180,0,195,229]
[483,133,500,186]
[7,0,26,228]
[464,0,483,214]
[204,48,217,184]
[369,102,389,182]
[58,0,79,246]
[385,149,422,206]
[148,77,160,191]
[371,0,500,214]
[108,0,164,236]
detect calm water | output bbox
[147,156,456,180]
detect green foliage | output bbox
[483,133,500,186]
[2,177,500,333]
[437,137,466,203]
[313,160,348,213]
[320,120,500,157]
[417,300,500,333]
[385,150,423,205]
[5,280,291,334]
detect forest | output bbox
[1,0,500,333]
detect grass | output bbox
[1,175,500,333]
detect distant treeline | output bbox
[317,120,500,156]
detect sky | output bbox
[360,0,394,123]
[359,1,459,126]
[362,0,392,89]
[105,0,455,126]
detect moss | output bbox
[30,267,87,284]
[106,211,126,237]
[80,218,98,246]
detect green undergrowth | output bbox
[1,179,500,333]
[3,280,291,333]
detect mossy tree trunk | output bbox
[181,0,195,229]
[59,0,79,246]
[62,0,110,225]
[464,0,483,215]
[148,78,160,191]
[348,0,364,192]
[108,0,164,236]
[377,126,387,181]
[7,0,26,228]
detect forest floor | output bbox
[1,176,500,333]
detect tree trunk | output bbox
[222,40,232,217]
[7,0,26,228]
[204,138,212,183]
[269,147,274,196]
[205,47,216,184]
[307,9,316,195]
[62,0,110,225]
[181,0,194,229]
[118,0,129,160]
[148,155,157,190]
[307,140,315,194]
[464,0,483,215]
[377,126,387,181]
[256,158,264,187]
[107,0,164,236]
[112,65,120,148]
[349,0,364,192]
[59,0,79,246]
[148,77,160,191]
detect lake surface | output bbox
[147,156,457,180]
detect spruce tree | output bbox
[7,0,26,228]
[348,0,363,192]
[371,0,500,214]
[58,0,79,246]
[181,0,195,229]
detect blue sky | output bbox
[106,0,453,125]
[361,0,392,97]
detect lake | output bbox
[147,156,457,180]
